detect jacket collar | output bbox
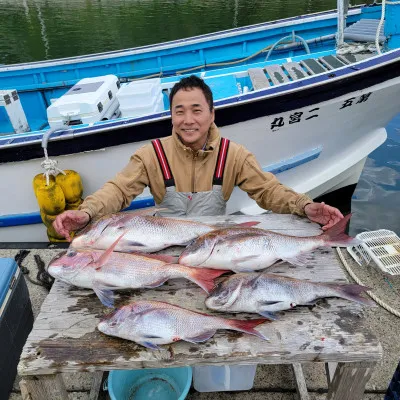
[172,123,221,157]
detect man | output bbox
[54,75,343,241]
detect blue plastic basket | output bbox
[108,367,192,400]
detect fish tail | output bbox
[225,318,270,340]
[188,267,230,293]
[321,214,361,247]
[328,283,376,307]
[235,221,260,227]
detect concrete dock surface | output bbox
[3,247,399,400]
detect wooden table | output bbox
[18,214,382,400]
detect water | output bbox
[351,115,400,236]
[0,0,398,235]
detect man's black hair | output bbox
[169,75,214,111]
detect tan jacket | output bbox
[79,123,313,219]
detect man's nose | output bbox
[183,112,195,124]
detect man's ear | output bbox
[211,108,215,123]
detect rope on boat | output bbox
[336,42,376,54]
[41,150,66,185]
[336,247,400,318]
[376,0,386,55]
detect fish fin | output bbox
[185,330,217,343]
[235,221,260,227]
[138,341,162,350]
[144,278,169,288]
[140,253,178,263]
[143,334,163,339]
[188,268,230,293]
[233,255,260,262]
[321,214,362,247]
[92,231,127,267]
[282,253,309,267]
[93,283,115,308]
[225,318,270,340]
[258,311,278,320]
[325,283,376,307]
[125,241,146,248]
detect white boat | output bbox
[0,1,399,242]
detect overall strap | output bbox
[151,139,175,187]
[213,137,230,186]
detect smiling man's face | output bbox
[171,87,215,151]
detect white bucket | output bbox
[193,364,257,392]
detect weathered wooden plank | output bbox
[248,68,271,90]
[325,362,338,385]
[89,371,104,400]
[265,65,290,85]
[20,375,68,400]
[326,362,376,400]
[19,276,381,375]
[319,55,346,70]
[336,53,373,65]
[292,363,310,400]
[282,62,307,80]
[300,58,327,75]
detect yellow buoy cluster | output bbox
[33,170,83,242]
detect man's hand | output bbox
[304,202,344,231]
[53,210,90,242]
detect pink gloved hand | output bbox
[53,210,90,242]
[304,202,344,231]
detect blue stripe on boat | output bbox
[263,146,322,175]
[0,148,320,227]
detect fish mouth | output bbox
[47,250,68,271]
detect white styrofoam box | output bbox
[119,93,164,118]
[193,364,257,392]
[47,75,120,129]
[116,78,164,118]
[0,90,30,133]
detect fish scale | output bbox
[205,272,375,318]
[48,249,228,307]
[179,214,360,271]
[98,300,269,349]
[71,214,215,252]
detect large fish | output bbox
[179,214,361,272]
[205,272,375,319]
[71,211,258,253]
[48,235,228,307]
[97,300,269,349]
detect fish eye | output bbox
[67,250,77,257]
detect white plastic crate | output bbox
[47,75,120,128]
[116,78,164,118]
[347,229,400,275]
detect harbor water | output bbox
[0,0,398,235]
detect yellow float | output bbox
[33,170,84,242]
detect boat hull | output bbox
[0,70,397,242]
